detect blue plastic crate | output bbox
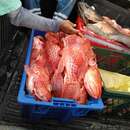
[17,30,104,122]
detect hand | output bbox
[59,20,83,37]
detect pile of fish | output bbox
[77,2,130,53]
[25,32,102,104]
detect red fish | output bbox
[45,41,61,72]
[24,65,36,94]
[30,36,46,66]
[84,66,102,99]
[25,33,102,104]
[52,35,88,103]
[25,65,52,101]
[45,32,60,44]
[51,71,64,97]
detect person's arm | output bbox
[8,6,80,35]
[8,6,60,32]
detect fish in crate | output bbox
[24,32,103,104]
